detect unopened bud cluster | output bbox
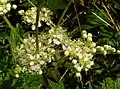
[18,7,53,30]
[0,0,17,15]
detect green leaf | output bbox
[47,0,67,10]
[48,79,65,89]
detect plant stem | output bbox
[43,73,52,89]
[57,0,72,27]
[2,15,23,43]
[58,69,69,83]
[35,5,40,53]
[72,0,81,32]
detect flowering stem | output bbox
[35,5,40,53]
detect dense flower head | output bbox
[18,7,54,30]
[15,26,120,77]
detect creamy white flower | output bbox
[103,51,107,55]
[91,48,96,53]
[12,4,17,9]
[0,6,3,12]
[30,61,34,66]
[0,12,4,15]
[23,39,27,43]
[31,25,35,30]
[76,53,82,59]
[15,74,19,78]
[82,34,87,38]
[26,18,31,23]
[36,54,40,59]
[39,69,43,75]
[86,64,91,68]
[83,57,89,61]
[90,61,94,65]
[62,45,67,50]
[87,37,92,42]
[40,60,45,65]
[3,9,8,13]
[64,50,69,56]
[72,59,77,64]
[76,72,81,77]
[38,22,41,27]
[117,50,120,54]
[51,49,55,53]
[53,39,60,45]
[100,47,104,51]
[18,10,24,15]
[6,3,11,11]
[76,66,82,72]
[112,48,116,52]
[88,33,92,37]
[39,42,42,47]
[41,8,46,11]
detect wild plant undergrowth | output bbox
[0,0,120,89]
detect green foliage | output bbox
[49,80,65,89]
[1,0,120,89]
[47,0,67,10]
[89,77,120,89]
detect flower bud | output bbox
[72,59,77,64]
[3,9,8,14]
[87,37,92,42]
[64,50,69,56]
[76,72,81,77]
[30,61,34,66]
[12,4,17,9]
[117,50,120,54]
[91,48,96,53]
[18,10,24,15]
[103,51,107,55]
[88,33,92,37]
[6,3,11,11]
[100,47,104,51]
[15,74,19,78]
[0,6,3,12]
[76,66,82,72]
[82,33,87,38]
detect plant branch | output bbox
[58,69,69,83]
[57,0,72,27]
[72,0,81,32]
[35,5,40,53]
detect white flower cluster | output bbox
[0,0,17,15]
[18,7,53,30]
[63,30,120,77]
[14,26,68,77]
[15,27,120,77]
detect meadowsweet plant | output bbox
[1,0,119,78]
[14,24,120,77]
[18,7,54,30]
[0,0,17,15]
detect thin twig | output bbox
[72,0,81,32]
[58,69,69,83]
[57,0,72,27]
[92,12,113,28]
